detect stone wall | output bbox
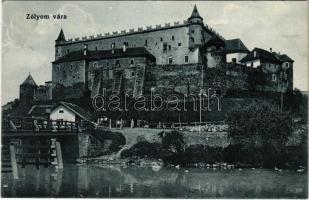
[52,60,86,87]
[144,64,203,95]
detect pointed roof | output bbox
[239,48,282,64]
[21,74,37,86]
[272,52,294,63]
[52,101,91,121]
[56,29,66,42]
[189,5,203,20]
[225,39,249,53]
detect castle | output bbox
[21,5,294,103]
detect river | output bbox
[1,164,307,198]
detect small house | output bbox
[50,101,91,123]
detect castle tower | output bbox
[55,29,66,60]
[188,5,204,49]
[20,74,37,105]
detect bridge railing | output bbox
[2,117,81,134]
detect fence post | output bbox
[55,141,63,169]
[10,144,19,179]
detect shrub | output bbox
[121,141,166,159]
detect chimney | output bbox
[270,48,272,52]
[83,44,88,56]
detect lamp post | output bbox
[199,89,205,132]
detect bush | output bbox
[160,131,185,153]
[121,141,166,159]
[89,130,126,156]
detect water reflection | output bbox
[1,164,307,198]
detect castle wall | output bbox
[52,60,86,87]
[144,64,203,96]
[226,52,247,63]
[89,56,149,96]
[57,25,206,65]
[33,86,51,101]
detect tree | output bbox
[159,131,185,153]
[283,88,304,115]
[227,99,293,167]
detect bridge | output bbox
[2,117,82,137]
[1,117,93,179]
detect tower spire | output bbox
[56,28,66,42]
[188,4,203,24]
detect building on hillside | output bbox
[20,74,37,105]
[20,75,53,105]
[272,52,294,90]
[50,101,91,123]
[47,5,294,99]
[225,39,249,63]
[52,46,156,98]
[239,48,293,91]
[52,5,227,98]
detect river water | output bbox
[1,164,307,198]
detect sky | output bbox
[2,1,308,104]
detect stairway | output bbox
[133,66,146,97]
[113,71,123,94]
[91,73,102,98]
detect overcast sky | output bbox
[2,1,308,104]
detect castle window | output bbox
[59,109,64,113]
[178,43,181,46]
[163,43,167,51]
[67,49,70,54]
[73,75,76,79]
[130,59,134,65]
[131,72,135,77]
[251,62,253,67]
[272,74,277,81]
[160,37,163,42]
[190,37,195,43]
[155,42,158,46]
[145,40,148,46]
[185,56,189,63]
[70,65,73,71]
[168,57,173,64]
[168,45,171,50]
[95,46,98,51]
[172,35,175,41]
[191,30,195,34]
[107,62,110,67]
[115,60,120,67]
